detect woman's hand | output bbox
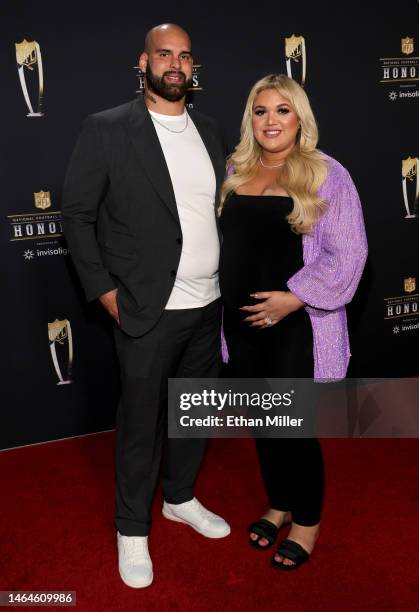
[240,291,305,328]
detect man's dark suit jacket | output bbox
[62,96,226,337]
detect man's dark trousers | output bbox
[113,299,221,537]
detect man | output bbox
[62,23,229,589]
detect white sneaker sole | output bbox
[162,508,231,539]
[119,569,153,589]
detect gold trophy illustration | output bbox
[285,35,306,86]
[402,157,418,219]
[15,39,44,117]
[48,319,73,385]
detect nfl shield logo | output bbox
[401,37,414,55]
[404,277,416,293]
[34,190,51,210]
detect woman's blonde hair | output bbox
[219,74,328,234]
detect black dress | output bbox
[219,193,323,526]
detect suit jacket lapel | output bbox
[127,97,180,224]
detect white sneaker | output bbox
[162,497,231,539]
[117,532,153,588]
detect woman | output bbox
[219,74,367,570]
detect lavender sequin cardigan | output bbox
[221,155,368,380]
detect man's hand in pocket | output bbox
[99,288,120,324]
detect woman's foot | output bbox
[273,522,320,568]
[249,509,292,548]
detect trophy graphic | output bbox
[15,39,44,117]
[402,157,418,219]
[285,35,306,86]
[48,319,73,385]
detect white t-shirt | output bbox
[149,109,220,309]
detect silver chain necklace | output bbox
[259,156,285,169]
[150,111,189,134]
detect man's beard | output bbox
[145,64,193,102]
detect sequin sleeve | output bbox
[287,160,368,311]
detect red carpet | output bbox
[1,434,418,611]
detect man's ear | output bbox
[139,52,148,73]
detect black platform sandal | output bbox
[271,538,310,570]
[248,518,280,550]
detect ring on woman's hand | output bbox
[264,316,273,326]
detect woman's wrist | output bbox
[285,291,305,311]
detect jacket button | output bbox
[176,237,182,244]
[170,270,176,276]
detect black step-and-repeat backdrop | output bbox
[1,1,418,449]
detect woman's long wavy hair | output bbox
[218,74,329,234]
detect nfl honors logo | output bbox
[385,278,419,323]
[134,64,203,94]
[7,189,62,241]
[379,35,418,101]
